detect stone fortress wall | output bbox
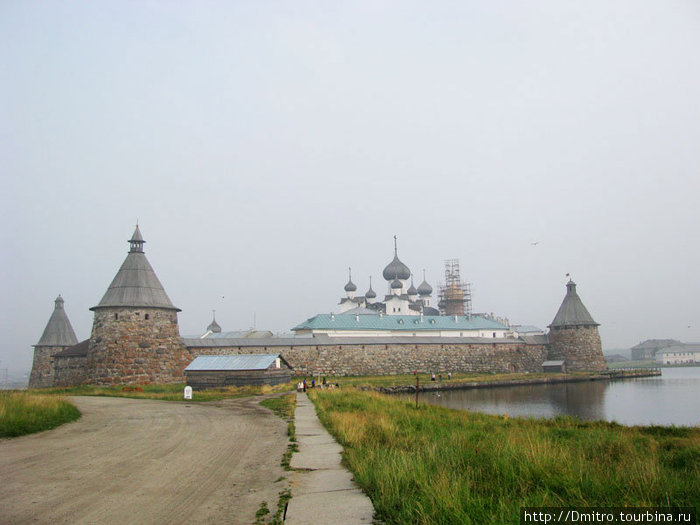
[185,340,550,377]
[28,346,63,388]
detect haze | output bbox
[2,1,699,377]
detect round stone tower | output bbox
[84,226,189,385]
[29,295,79,388]
[547,280,606,371]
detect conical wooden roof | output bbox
[91,227,180,311]
[35,295,79,347]
[549,280,598,328]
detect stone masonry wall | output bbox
[53,355,88,387]
[84,308,190,385]
[28,346,66,388]
[188,341,549,377]
[548,326,606,371]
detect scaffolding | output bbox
[437,259,472,317]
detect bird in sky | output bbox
[531,241,539,246]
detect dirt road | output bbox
[0,396,289,524]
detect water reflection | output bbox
[413,368,700,427]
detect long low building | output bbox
[291,313,510,338]
[655,344,700,365]
[184,354,292,390]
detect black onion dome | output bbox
[383,237,411,280]
[344,267,357,292]
[383,255,411,281]
[407,281,418,296]
[365,276,377,299]
[417,280,433,295]
[391,277,403,289]
[417,269,433,295]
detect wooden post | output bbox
[415,374,419,408]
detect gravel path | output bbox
[0,396,289,525]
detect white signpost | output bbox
[184,385,192,400]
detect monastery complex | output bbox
[29,226,606,388]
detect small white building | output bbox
[656,344,700,365]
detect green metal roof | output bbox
[292,313,508,332]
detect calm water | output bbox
[414,367,700,427]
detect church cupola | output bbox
[344,267,357,299]
[365,276,377,304]
[407,275,418,300]
[207,311,222,333]
[417,269,433,296]
[417,269,433,307]
[382,236,411,282]
[391,275,403,295]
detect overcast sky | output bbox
[2,1,700,376]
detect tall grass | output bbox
[0,391,81,437]
[310,389,700,525]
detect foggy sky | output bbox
[2,1,700,376]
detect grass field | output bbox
[309,389,700,525]
[38,381,296,402]
[0,391,81,438]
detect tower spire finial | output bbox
[129,224,145,253]
[394,235,397,255]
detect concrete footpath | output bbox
[284,392,375,524]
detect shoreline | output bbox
[364,369,662,394]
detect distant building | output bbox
[630,339,680,361]
[192,312,274,340]
[509,325,546,337]
[655,344,700,365]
